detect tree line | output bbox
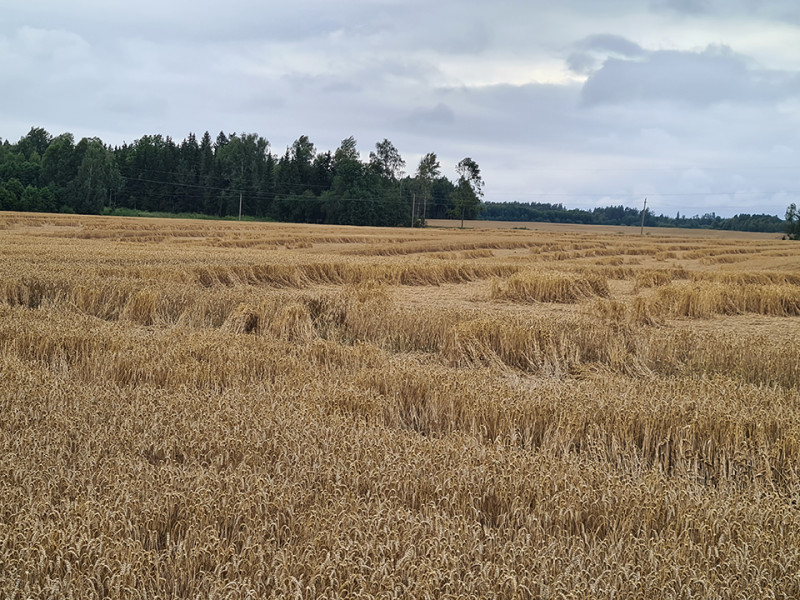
[0,127,483,226]
[0,126,791,234]
[483,202,787,233]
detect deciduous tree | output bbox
[452,157,484,227]
[415,152,440,225]
[369,139,405,181]
[786,203,800,240]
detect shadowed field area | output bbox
[2,212,799,599]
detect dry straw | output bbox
[491,270,609,303]
[1,213,800,598]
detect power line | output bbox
[116,174,448,209]
[120,169,800,202]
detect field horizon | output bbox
[427,218,786,239]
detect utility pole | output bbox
[640,198,647,235]
[238,161,243,221]
[411,193,416,227]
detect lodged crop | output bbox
[1,213,799,599]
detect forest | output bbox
[0,127,480,227]
[483,201,787,232]
[0,126,787,232]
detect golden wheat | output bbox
[490,270,609,303]
[1,212,799,599]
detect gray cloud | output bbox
[2,2,800,216]
[581,44,800,107]
[575,34,645,58]
[648,0,800,24]
[321,81,361,95]
[398,103,456,131]
[568,34,646,75]
[567,52,599,75]
[650,0,711,14]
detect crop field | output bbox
[1,212,799,599]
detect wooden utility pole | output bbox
[640,198,647,235]
[238,161,244,221]
[411,193,416,227]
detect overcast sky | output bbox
[3,0,800,217]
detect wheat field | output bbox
[1,212,799,599]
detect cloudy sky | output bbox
[3,0,800,217]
